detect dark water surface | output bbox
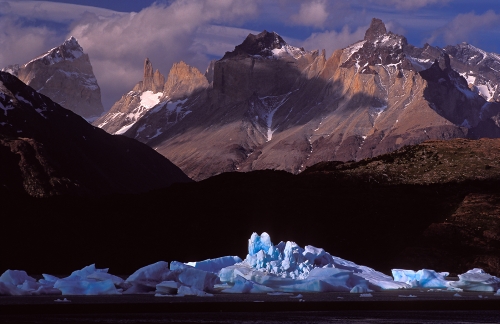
[2,311,500,324]
[1,292,499,323]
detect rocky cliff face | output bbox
[94,59,208,136]
[2,37,104,120]
[0,71,191,197]
[97,19,500,181]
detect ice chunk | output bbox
[392,269,449,288]
[307,268,369,292]
[156,281,181,295]
[87,271,125,288]
[360,293,373,297]
[495,289,500,296]
[186,256,242,273]
[0,282,30,296]
[248,232,273,256]
[449,268,500,292]
[64,264,108,281]
[125,261,171,288]
[177,285,213,297]
[54,279,120,295]
[221,275,274,294]
[39,274,59,286]
[350,285,370,293]
[0,270,36,286]
[176,266,219,291]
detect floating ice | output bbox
[231,232,408,292]
[170,261,219,291]
[155,281,181,295]
[177,285,213,297]
[3,233,500,296]
[186,256,242,273]
[124,261,171,293]
[449,268,500,292]
[221,275,274,294]
[392,269,449,288]
[54,279,120,296]
[0,270,36,286]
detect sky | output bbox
[0,0,499,110]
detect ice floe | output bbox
[2,232,500,296]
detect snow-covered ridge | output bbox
[113,91,163,135]
[2,232,500,296]
[25,36,84,66]
[341,40,366,64]
[270,44,306,60]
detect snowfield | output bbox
[1,232,500,296]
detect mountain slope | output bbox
[97,19,500,181]
[0,71,191,197]
[2,37,104,120]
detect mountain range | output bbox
[1,18,500,278]
[94,18,500,181]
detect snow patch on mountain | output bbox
[26,36,83,66]
[271,45,306,60]
[406,56,432,71]
[342,41,366,64]
[140,91,162,109]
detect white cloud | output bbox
[301,25,367,58]
[192,25,260,58]
[67,0,262,108]
[426,10,500,45]
[290,0,329,28]
[366,0,451,10]
[0,1,123,22]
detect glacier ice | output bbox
[54,279,120,296]
[186,256,242,273]
[392,269,449,288]
[448,268,500,292]
[233,232,409,292]
[2,232,500,296]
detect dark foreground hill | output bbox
[2,138,499,277]
[0,71,191,197]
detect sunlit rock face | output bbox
[97,19,500,181]
[94,59,208,137]
[2,37,104,120]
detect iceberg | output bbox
[170,261,219,291]
[54,279,121,295]
[155,281,181,295]
[449,268,500,292]
[221,275,274,294]
[3,232,500,296]
[124,261,172,293]
[392,269,449,288]
[186,256,242,273]
[230,232,408,292]
[0,270,36,286]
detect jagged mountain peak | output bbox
[364,18,387,42]
[28,36,84,66]
[222,30,306,60]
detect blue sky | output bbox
[1,0,499,109]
